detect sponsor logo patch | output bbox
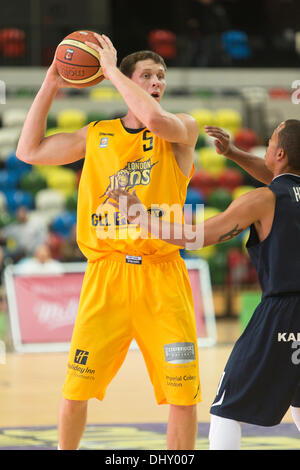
[99,137,109,148]
[164,342,196,364]
[64,48,74,60]
[126,255,142,265]
[74,349,89,365]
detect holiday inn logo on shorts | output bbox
[74,349,89,365]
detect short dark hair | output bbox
[278,119,300,170]
[119,50,167,78]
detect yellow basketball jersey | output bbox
[77,119,194,261]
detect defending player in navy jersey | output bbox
[108,119,300,449]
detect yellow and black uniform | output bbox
[62,119,201,405]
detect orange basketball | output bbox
[55,30,104,88]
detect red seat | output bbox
[0,28,25,58]
[189,170,217,198]
[148,29,177,60]
[217,169,244,192]
[234,128,259,151]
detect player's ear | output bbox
[276,147,286,161]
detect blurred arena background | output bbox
[0,0,299,450]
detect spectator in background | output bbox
[16,243,63,274]
[186,0,230,66]
[2,206,48,262]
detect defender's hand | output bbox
[107,188,147,223]
[204,126,233,156]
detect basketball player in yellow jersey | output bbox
[16,34,200,451]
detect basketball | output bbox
[55,30,104,88]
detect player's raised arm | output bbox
[204,125,273,185]
[16,56,88,166]
[85,34,198,146]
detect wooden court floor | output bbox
[0,318,294,427]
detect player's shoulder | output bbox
[242,186,275,209]
[175,112,198,127]
[174,112,199,141]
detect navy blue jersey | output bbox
[246,173,300,298]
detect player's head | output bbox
[120,51,167,102]
[265,119,300,172]
[277,120,300,170]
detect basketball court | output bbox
[0,317,299,450]
[0,0,300,452]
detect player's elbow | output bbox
[15,147,32,164]
[16,147,34,164]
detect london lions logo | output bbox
[100,157,158,204]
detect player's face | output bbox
[131,59,166,102]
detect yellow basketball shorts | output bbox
[62,251,201,406]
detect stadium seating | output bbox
[0,128,21,161]
[5,151,31,175]
[207,188,232,212]
[198,147,226,176]
[2,108,27,128]
[89,87,121,101]
[34,188,66,225]
[0,191,6,211]
[56,109,87,129]
[0,28,26,59]
[189,169,217,197]
[0,210,14,228]
[51,211,77,238]
[217,168,244,192]
[232,185,255,200]
[185,187,205,211]
[189,109,215,133]
[4,189,33,212]
[148,29,177,60]
[221,30,251,60]
[20,170,47,195]
[214,108,242,135]
[234,128,259,151]
[0,170,19,190]
[35,188,65,212]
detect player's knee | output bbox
[170,404,197,415]
[61,398,87,413]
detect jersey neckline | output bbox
[272,173,300,182]
[119,118,146,134]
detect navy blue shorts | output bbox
[210,295,300,426]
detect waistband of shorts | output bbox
[89,250,182,265]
